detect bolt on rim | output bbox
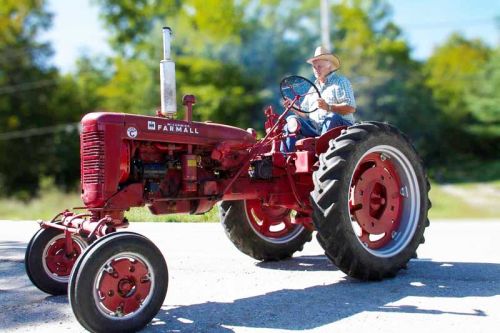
[245,200,304,244]
[93,252,155,319]
[42,234,87,282]
[349,145,420,258]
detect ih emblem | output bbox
[127,127,138,138]
[148,121,156,130]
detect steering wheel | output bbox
[280,75,321,114]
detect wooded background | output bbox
[1,0,498,199]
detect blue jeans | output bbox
[282,114,353,152]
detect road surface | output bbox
[0,220,499,332]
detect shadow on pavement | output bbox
[0,241,28,282]
[1,240,500,332]
[0,240,70,330]
[146,260,500,332]
[0,240,27,262]
[256,254,337,272]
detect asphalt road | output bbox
[0,220,499,332]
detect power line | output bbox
[400,17,496,30]
[0,123,80,141]
[0,79,58,95]
[0,45,50,56]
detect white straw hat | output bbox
[306,46,341,70]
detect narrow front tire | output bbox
[25,227,87,295]
[69,232,168,333]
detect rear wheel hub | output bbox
[350,152,402,249]
[245,200,305,244]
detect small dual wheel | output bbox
[25,227,88,295]
[69,232,168,333]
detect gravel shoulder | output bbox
[0,220,499,332]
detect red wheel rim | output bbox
[96,255,152,317]
[44,237,84,279]
[349,152,403,249]
[245,200,301,242]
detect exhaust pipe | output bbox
[160,27,177,118]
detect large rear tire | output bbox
[69,232,168,333]
[220,200,312,261]
[25,227,88,295]
[311,122,430,280]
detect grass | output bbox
[0,182,498,221]
[126,206,220,223]
[429,159,500,183]
[0,190,220,222]
[0,189,82,221]
[428,181,500,219]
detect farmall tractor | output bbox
[25,28,430,332]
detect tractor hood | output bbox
[81,112,256,149]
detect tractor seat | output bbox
[295,137,316,151]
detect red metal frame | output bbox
[40,93,348,248]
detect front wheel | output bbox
[25,227,88,295]
[69,232,168,333]
[220,200,312,261]
[311,122,430,280]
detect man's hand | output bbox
[283,98,306,117]
[283,98,294,109]
[317,98,330,112]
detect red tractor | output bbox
[24,28,430,333]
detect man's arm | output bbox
[318,75,357,115]
[317,99,355,115]
[329,103,355,115]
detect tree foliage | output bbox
[93,0,266,125]
[465,48,500,129]
[423,33,497,161]
[0,0,57,197]
[424,33,491,123]
[0,0,498,198]
[0,1,110,196]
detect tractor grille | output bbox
[81,130,105,184]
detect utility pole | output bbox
[320,0,331,51]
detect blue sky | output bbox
[43,0,499,72]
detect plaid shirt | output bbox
[301,72,356,130]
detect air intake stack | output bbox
[160,27,177,118]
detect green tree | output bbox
[94,0,265,126]
[327,0,440,160]
[43,56,111,189]
[97,57,158,114]
[424,33,494,161]
[0,0,58,197]
[93,0,466,167]
[464,48,500,158]
[0,1,112,197]
[424,33,491,123]
[466,48,500,128]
